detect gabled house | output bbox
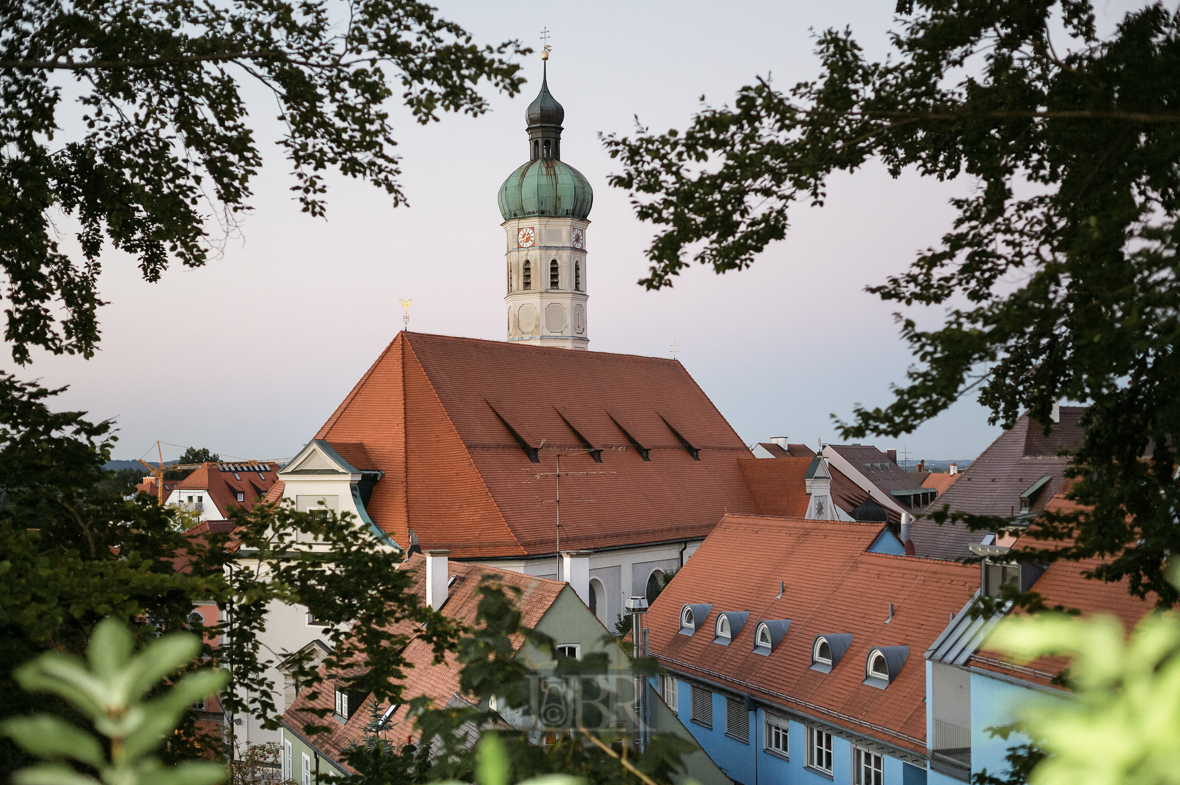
[279,330,769,627]
[160,462,281,522]
[278,552,635,782]
[823,444,936,517]
[909,408,1086,561]
[644,513,975,785]
[923,492,1155,784]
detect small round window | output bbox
[869,651,889,679]
[814,637,832,665]
[681,606,694,630]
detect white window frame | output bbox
[807,726,834,774]
[765,716,789,758]
[716,615,731,639]
[556,643,580,660]
[868,651,889,680]
[756,623,772,649]
[813,637,832,666]
[680,606,694,631]
[335,687,348,719]
[854,746,884,785]
[301,752,311,785]
[662,675,678,711]
[282,739,292,780]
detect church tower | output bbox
[498,52,593,349]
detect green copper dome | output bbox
[498,158,593,220]
[497,61,593,221]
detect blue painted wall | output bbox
[661,677,927,785]
[969,672,1060,781]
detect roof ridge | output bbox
[405,329,689,367]
[402,337,528,557]
[721,512,888,528]
[316,332,403,440]
[860,551,978,568]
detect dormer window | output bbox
[679,603,712,636]
[752,619,790,656]
[863,646,908,689]
[334,687,350,720]
[716,615,731,639]
[813,637,832,666]
[681,606,695,631]
[236,492,245,503]
[757,625,771,648]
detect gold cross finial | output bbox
[540,27,552,59]
[399,299,412,331]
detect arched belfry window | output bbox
[543,139,551,158]
[532,140,539,160]
[523,260,531,290]
[550,259,559,289]
[575,261,582,291]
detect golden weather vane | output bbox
[399,299,412,331]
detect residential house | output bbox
[645,513,976,785]
[823,445,936,518]
[279,551,724,783]
[908,408,1086,561]
[923,491,1155,783]
[752,439,816,459]
[161,462,281,523]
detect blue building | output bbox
[645,513,978,785]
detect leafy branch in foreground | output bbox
[602,0,1180,603]
[0,618,228,785]
[0,0,529,364]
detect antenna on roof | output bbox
[524,447,617,583]
[670,341,680,360]
[399,299,412,332]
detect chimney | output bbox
[1050,401,1061,424]
[770,436,788,449]
[917,459,925,473]
[886,449,898,464]
[561,551,591,606]
[899,512,913,545]
[425,549,450,611]
[949,462,959,476]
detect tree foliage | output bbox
[603,0,1180,602]
[0,0,528,364]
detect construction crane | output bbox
[136,441,266,505]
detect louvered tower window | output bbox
[523,260,531,290]
[575,261,581,291]
[550,259,559,289]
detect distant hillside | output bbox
[103,459,151,472]
[899,459,973,473]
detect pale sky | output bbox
[8,0,1130,464]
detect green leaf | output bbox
[476,732,509,785]
[11,763,102,785]
[124,633,202,704]
[0,716,106,768]
[13,655,107,720]
[88,617,135,680]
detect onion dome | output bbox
[497,59,593,221]
[851,495,890,523]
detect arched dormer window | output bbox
[681,606,695,631]
[868,651,889,679]
[813,637,832,666]
[575,260,581,291]
[550,259,559,289]
[523,260,531,290]
[756,624,772,649]
[716,615,731,639]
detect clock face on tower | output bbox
[517,227,536,248]
[572,227,585,249]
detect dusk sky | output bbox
[4,0,1134,464]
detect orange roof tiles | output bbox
[282,556,567,769]
[647,514,978,755]
[739,458,812,517]
[920,472,960,496]
[172,462,281,517]
[311,332,763,559]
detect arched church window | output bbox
[522,260,531,290]
[533,140,539,160]
[543,139,551,158]
[575,261,581,291]
[550,259,559,289]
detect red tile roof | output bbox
[174,462,280,517]
[647,514,978,755]
[311,332,762,559]
[756,443,816,459]
[739,458,812,517]
[920,472,960,496]
[970,493,1156,688]
[135,478,181,500]
[282,556,567,768]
